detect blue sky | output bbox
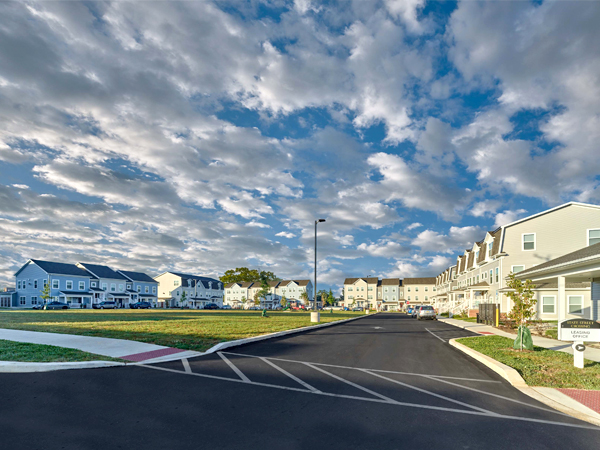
[1,0,599,293]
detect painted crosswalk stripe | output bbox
[218,352,250,382]
[260,357,321,393]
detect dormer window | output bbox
[488,242,493,257]
[91,281,97,288]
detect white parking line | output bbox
[425,328,446,342]
[181,358,192,374]
[218,352,250,382]
[260,357,321,393]
[423,375,568,417]
[221,351,501,383]
[138,364,599,431]
[304,362,398,404]
[362,369,499,416]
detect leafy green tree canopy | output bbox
[220,267,279,285]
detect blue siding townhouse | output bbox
[14,260,94,308]
[117,270,158,307]
[76,263,131,308]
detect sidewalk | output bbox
[438,317,600,362]
[439,316,600,421]
[0,328,200,362]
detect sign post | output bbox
[559,319,600,369]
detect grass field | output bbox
[457,335,600,390]
[0,339,120,362]
[0,310,363,352]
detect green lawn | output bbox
[457,335,600,390]
[0,310,363,352]
[0,339,121,362]
[451,316,477,323]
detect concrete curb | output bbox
[448,338,527,388]
[449,338,600,428]
[0,313,371,372]
[0,360,126,373]
[203,313,373,355]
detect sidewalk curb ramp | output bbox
[449,338,600,427]
[1,313,373,372]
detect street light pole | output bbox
[312,219,326,323]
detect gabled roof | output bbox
[467,251,475,270]
[167,272,222,289]
[343,277,378,285]
[403,277,436,285]
[381,278,400,286]
[225,281,254,289]
[517,242,600,278]
[15,260,91,278]
[78,263,127,280]
[118,270,157,283]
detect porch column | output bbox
[557,275,566,322]
[592,278,600,321]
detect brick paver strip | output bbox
[478,332,494,335]
[120,348,185,362]
[558,388,600,414]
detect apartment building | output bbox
[342,278,405,311]
[433,202,600,320]
[223,280,313,309]
[154,272,223,308]
[403,278,436,307]
[11,259,158,308]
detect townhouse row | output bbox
[0,260,225,309]
[340,277,436,311]
[432,202,600,321]
[223,280,313,309]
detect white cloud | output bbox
[245,221,271,228]
[412,225,483,254]
[406,222,422,230]
[275,231,296,239]
[494,209,527,229]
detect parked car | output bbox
[417,305,437,320]
[411,306,422,318]
[32,304,43,310]
[203,303,220,310]
[291,304,307,310]
[93,301,118,309]
[221,305,232,310]
[352,307,363,311]
[406,307,414,315]
[130,301,151,309]
[43,301,69,310]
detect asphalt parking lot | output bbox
[1,313,599,449]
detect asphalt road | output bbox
[1,313,599,449]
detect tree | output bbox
[40,282,51,306]
[327,289,335,307]
[300,291,309,307]
[317,289,328,307]
[280,295,287,308]
[253,291,261,306]
[220,267,279,285]
[180,290,187,308]
[506,272,537,351]
[240,296,246,309]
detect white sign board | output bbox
[559,319,600,342]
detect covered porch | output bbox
[516,243,600,321]
[59,291,93,308]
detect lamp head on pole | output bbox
[316,219,326,223]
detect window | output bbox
[34,280,38,289]
[415,287,419,292]
[425,287,428,292]
[433,287,436,291]
[66,280,73,290]
[368,295,373,299]
[152,287,156,294]
[20,296,26,305]
[91,281,97,287]
[488,242,493,257]
[495,268,499,283]
[52,279,59,289]
[407,296,411,301]
[588,229,600,246]
[137,286,141,292]
[476,275,479,283]
[475,251,479,261]
[512,265,525,274]
[415,296,419,301]
[110,283,116,292]
[541,296,556,314]
[145,286,149,293]
[361,287,364,291]
[31,297,38,305]
[522,233,535,251]
[118,284,124,291]
[425,296,428,301]
[568,296,583,315]
[489,270,493,282]
[385,296,388,301]
[43,280,48,288]
[384,288,388,292]
[368,287,373,291]
[79,281,85,290]
[348,287,353,292]
[127,284,132,290]
[174,280,179,286]
[407,287,411,292]
[101,283,107,290]
[17,280,21,289]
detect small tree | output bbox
[180,290,187,308]
[300,291,309,307]
[240,296,246,309]
[327,289,334,307]
[506,272,537,351]
[253,291,261,306]
[40,282,52,306]
[280,295,287,308]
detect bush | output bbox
[545,328,558,340]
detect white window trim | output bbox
[567,295,584,315]
[522,232,536,251]
[79,281,85,290]
[511,265,525,274]
[587,228,600,246]
[52,279,59,289]
[540,295,556,315]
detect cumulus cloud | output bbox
[412,226,484,254]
